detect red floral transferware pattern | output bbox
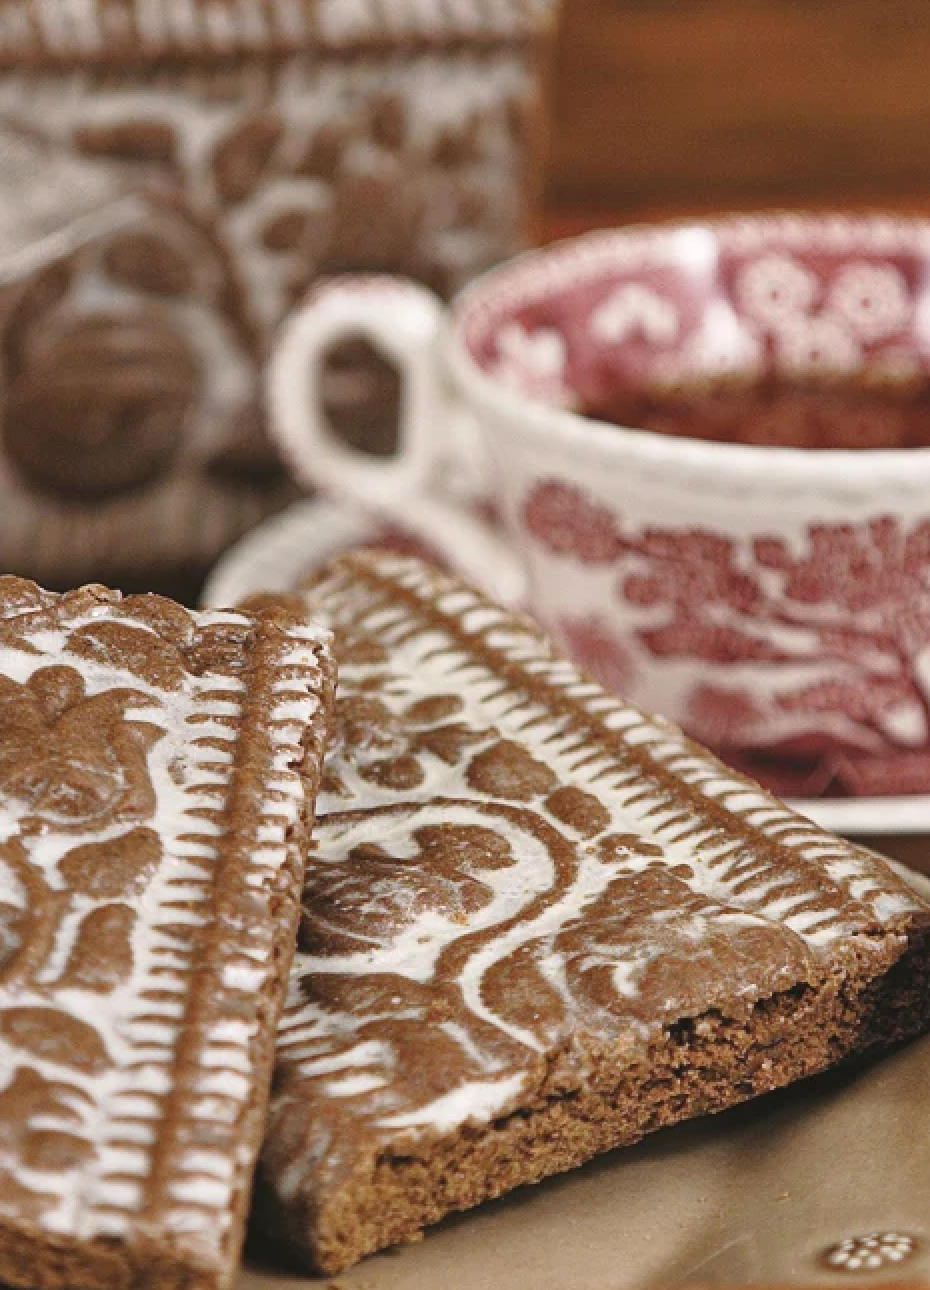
[474,235,929,443]
[523,479,930,798]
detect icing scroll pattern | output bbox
[265,552,924,1209]
[0,577,333,1263]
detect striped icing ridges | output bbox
[120,617,334,1243]
[0,580,334,1262]
[259,548,928,1247]
[0,0,558,65]
[313,551,912,934]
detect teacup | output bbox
[267,214,930,799]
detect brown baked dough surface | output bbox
[0,577,334,1290]
[256,552,930,1275]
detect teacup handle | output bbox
[269,275,461,507]
[267,273,527,605]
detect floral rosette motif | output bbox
[476,227,928,452]
[0,194,258,503]
[444,216,930,800]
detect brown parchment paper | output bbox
[239,833,930,1289]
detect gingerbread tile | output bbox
[0,577,334,1290]
[257,551,930,1274]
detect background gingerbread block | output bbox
[0,0,557,596]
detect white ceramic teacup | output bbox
[267,214,930,801]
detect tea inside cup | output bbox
[445,215,930,800]
[460,220,930,450]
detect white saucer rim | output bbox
[202,499,368,610]
[787,794,930,837]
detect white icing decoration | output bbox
[0,592,331,1250]
[0,0,555,58]
[377,1074,529,1134]
[325,1073,389,1098]
[274,553,928,1162]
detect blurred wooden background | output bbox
[547,0,930,218]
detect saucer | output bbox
[202,496,523,612]
[204,498,929,840]
[202,498,386,609]
[790,794,930,837]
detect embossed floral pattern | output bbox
[522,479,930,796]
[0,33,542,585]
[0,577,334,1273]
[0,667,161,829]
[266,552,930,1273]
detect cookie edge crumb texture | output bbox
[259,550,930,1276]
[273,925,930,1275]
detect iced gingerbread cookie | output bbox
[255,551,930,1275]
[0,577,334,1290]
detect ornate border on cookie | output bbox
[263,550,928,1276]
[0,580,333,1271]
[0,0,558,67]
[305,553,912,937]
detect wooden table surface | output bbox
[548,0,930,215]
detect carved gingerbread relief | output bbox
[0,0,558,64]
[0,576,333,1270]
[265,553,928,1223]
[0,189,258,503]
[0,28,548,587]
